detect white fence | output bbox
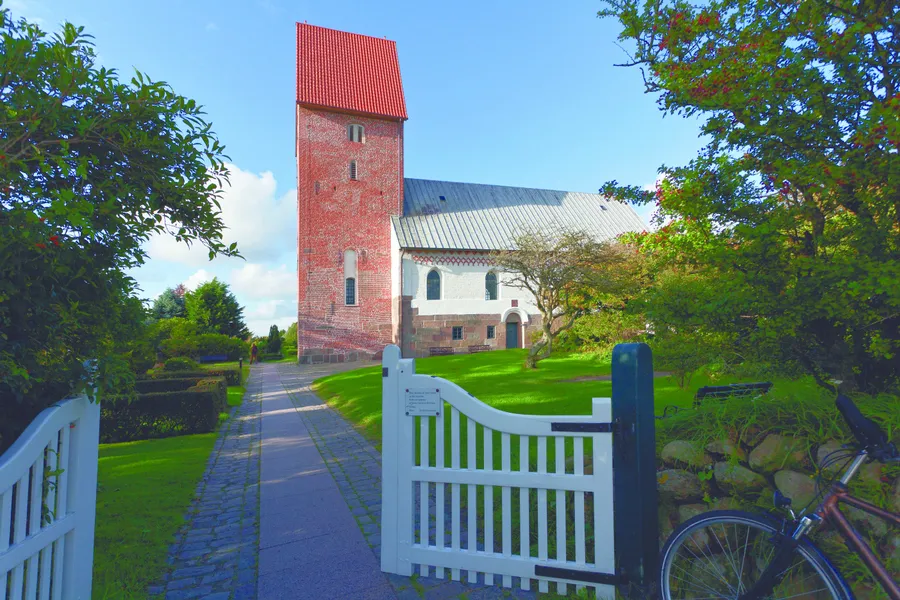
[380,345,617,598]
[0,395,100,600]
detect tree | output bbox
[0,6,237,451]
[494,230,636,368]
[150,287,186,321]
[184,278,249,338]
[599,0,900,392]
[266,324,283,354]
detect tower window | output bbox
[314,181,320,194]
[426,269,440,300]
[347,124,365,143]
[349,160,358,180]
[345,277,356,306]
[487,325,495,339]
[485,271,498,301]
[452,326,463,340]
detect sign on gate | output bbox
[404,388,441,417]
[380,344,658,599]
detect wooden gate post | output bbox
[611,343,658,596]
[380,345,402,574]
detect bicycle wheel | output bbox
[659,510,852,600]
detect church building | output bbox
[295,23,645,363]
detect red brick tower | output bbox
[295,23,407,364]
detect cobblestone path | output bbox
[149,370,262,600]
[276,363,538,600]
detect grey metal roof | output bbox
[392,178,646,250]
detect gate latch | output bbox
[550,420,619,433]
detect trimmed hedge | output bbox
[257,353,282,362]
[143,368,241,386]
[100,382,226,443]
[134,377,218,394]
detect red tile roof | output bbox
[296,23,407,120]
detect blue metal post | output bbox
[611,343,658,596]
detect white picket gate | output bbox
[0,395,100,600]
[380,345,617,598]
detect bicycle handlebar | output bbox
[835,394,898,462]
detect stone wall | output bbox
[655,433,900,589]
[400,297,543,358]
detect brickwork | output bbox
[297,106,404,362]
[400,297,542,358]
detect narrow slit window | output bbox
[452,326,463,340]
[485,271,498,300]
[349,160,358,180]
[426,270,440,300]
[347,124,365,143]
[487,325,495,339]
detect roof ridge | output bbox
[295,22,399,47]
[403,177,611,198]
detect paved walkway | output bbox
[257,361,395,600]
[150,370,263,600]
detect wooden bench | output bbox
[693,382,773,408]
[197,354,228,363]
[428,347,454,356]
[468,345,491,353]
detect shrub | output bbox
[282,343,297,359]
[100,384,226,443]
[258,353,281,362]
[160,333,247,361]
[144,368,241,387]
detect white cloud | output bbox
[184,269,214,291]
[245,299,296,336]
[231,263,294,299]
[146,163,295,267]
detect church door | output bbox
[505,322,519,349]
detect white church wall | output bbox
[402,255,538,317]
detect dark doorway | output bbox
[505,321,519,349]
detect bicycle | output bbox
[658,394,900,599]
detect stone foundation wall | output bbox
[399,297,543,358]
[655,433,900,588]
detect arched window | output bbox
[426,270,441,300]
[349,160,358,180]
[485,271,498,300]
[347,124,365,143]
[344,250,358,305]
[345,278,356,305]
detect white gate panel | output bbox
[381,345,616,598]
[0,395,100,600]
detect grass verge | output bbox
[92,434,216,600]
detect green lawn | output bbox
[313,348,822,452]
[92,434,216,600]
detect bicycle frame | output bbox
[815,481,900,599]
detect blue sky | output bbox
[11,0,705,336]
